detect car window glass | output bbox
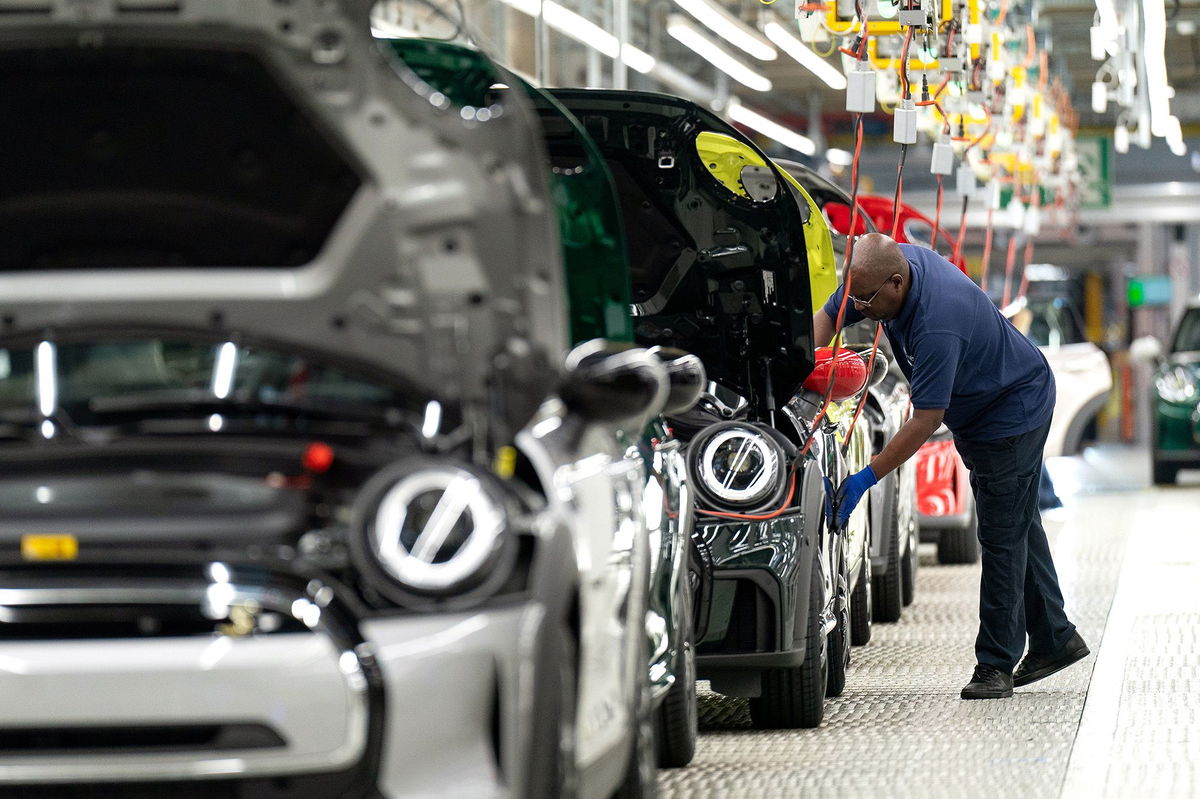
[0,338,418,429]
[1173,309,1200,352]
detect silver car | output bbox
[0,3,670,797]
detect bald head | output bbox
[849,233,909,286]
[841,233,910,322]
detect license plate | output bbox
[21,534,79,561]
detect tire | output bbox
[749,554,827,729]
[937,524,980,564]
[654,595,697,769]
[530,626,578,799]
[871,477,904,623]
[1152,458,1178,486]
[826,532,850,698]
[613,633,657,799]
[901,515,918,607]
[849,543,873,646]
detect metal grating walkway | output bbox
[661,453,1200,799]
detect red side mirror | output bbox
[802,347,869,401]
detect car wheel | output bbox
[1152,457,1178,486]
[826,530,851,698]
[849,540,873,646]
[936,494,980,564]
[901,517,918,607]
[613,633,657,799]
[871,477,904,623]
[937,518,981,564]
[749,553,827,729]
[654,592,697,769]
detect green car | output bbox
[1140,299,1200,484]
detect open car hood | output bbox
[0,1,567,439]
[549,90,814,416]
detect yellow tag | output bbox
[21,534,78,561]
[493,445,517,480]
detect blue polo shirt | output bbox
[821,243,1054,441]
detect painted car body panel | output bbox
[0,12,670,799]
[547,91,839,705]
[1151,304,1200,478]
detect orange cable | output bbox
[697,472,798,520]
[1001,235,1018,307]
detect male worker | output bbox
[816,233,1088,700]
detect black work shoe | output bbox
[1013,631,1090,687]
[960,664,1014,699]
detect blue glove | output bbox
[834,466,878,528]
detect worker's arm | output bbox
[869,408,945,480]
[812,307,836,349]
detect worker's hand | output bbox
[834,466,878,528]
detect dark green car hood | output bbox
[548,90,815,418]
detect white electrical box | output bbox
[846,67,876,113]
[956,164,975,196]
[939,56,964,73]
[894,98,917,144]
[931,139,955,175]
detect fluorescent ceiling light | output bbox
[498,0,656,74]
[727,98,815,155]
[763,20,847,90]
[668,16,772,92]
[826,147,854,166]
[620,43,656,74]
[673,0,776,61]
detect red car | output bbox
[914,429,979,564]
[826,195,968,274]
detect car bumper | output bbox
[690,511,818,678]
[0,576,544,799]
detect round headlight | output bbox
[353,461,514,602]
[689,422,789,512]
[1156,366,1197,404]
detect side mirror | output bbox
[561,340,669,424]
[648,347,707,415]
[1130,335,1164,364]
[801,347,868,402]
[863,349,890,388]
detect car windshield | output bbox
[1025,298,1087,347]
[0,337,423,440]
[1173,309,1200,353]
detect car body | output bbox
[548,89,883,729]
[1142,300,1200,484]
[777,160,921,617]
[1009,293,1113,458]
[0,8,670,798]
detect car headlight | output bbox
[1156,366,1197,404]
[689,422,789,512]
[352,460,516,604]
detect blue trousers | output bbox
[955,420,1076,672]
